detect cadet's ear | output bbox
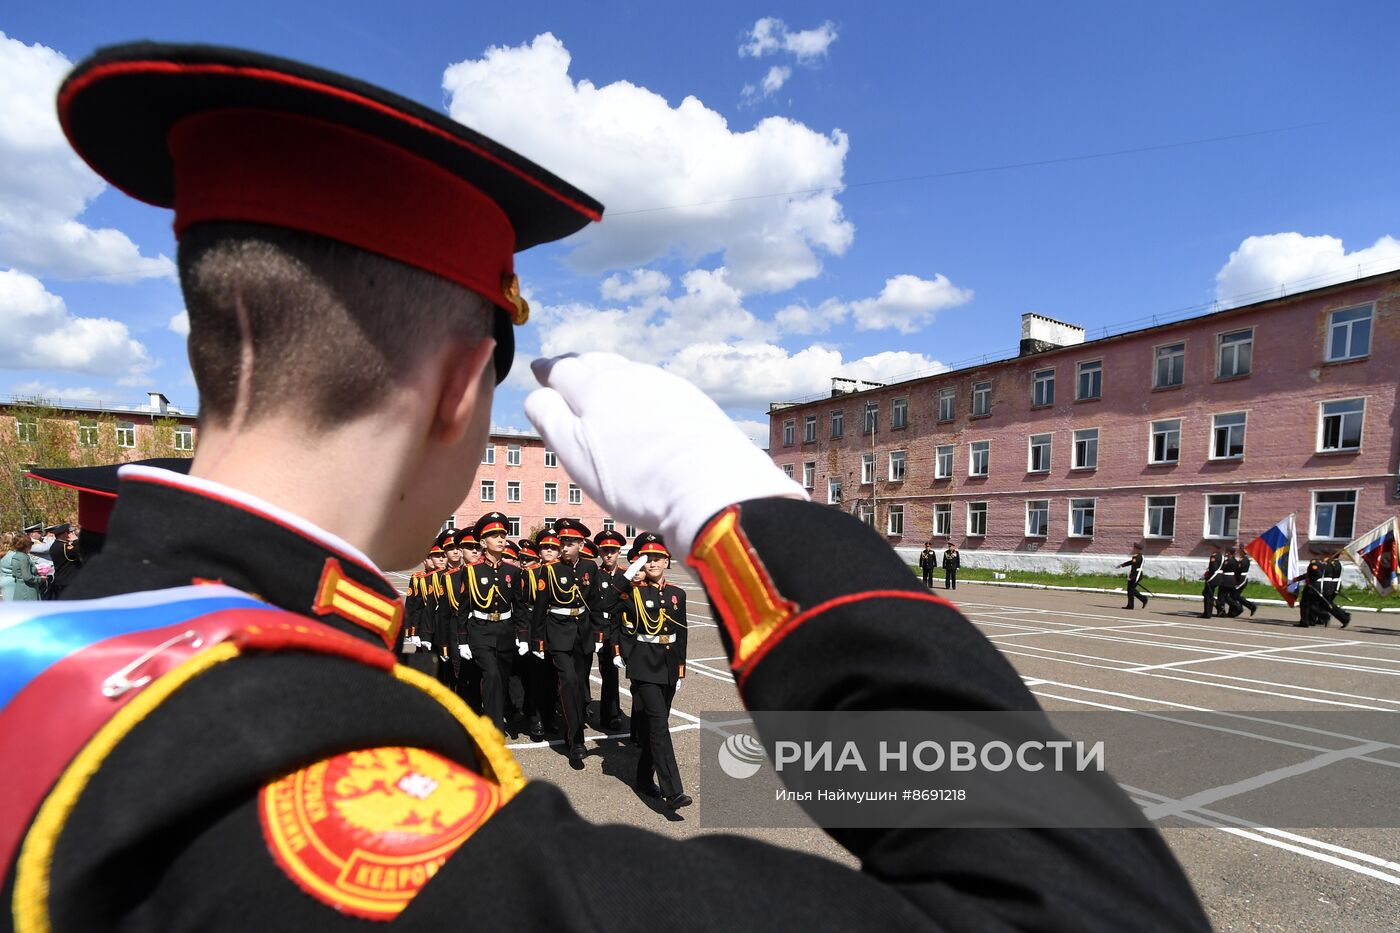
[433,336,497,445]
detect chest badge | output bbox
[601,582,609,589]
[479,577,489,585]
[645,601,655,608]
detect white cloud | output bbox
[0,268,155,380]
[740,18,838,63]
[1215,232,1400,306]
[848,273,974,333]
[732,418,770,447]
[742,65,792,102]
[168,309,190,336]
[0,33,173,282]
[8,380,105,402]
[599,268,671,302]
[443,34,852,293]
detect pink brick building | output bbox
[769,271,1400,576]
[447,430,634,543]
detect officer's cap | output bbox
[45,524,73,536]
[57,42,603,384]
[594,529,626,551]
[516,540,539,561]
[553,518,591,540]
[631,532,669,561]
[437,531,459,550]
[474,511,510,539]
[28,459,193,537]
[458,530,480,548]
[22,524,43,534]
[535,529,562,550]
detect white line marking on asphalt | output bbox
[1126,641,1366,672]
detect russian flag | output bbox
[1244,513,1301,607]
[1344,518,1399,597]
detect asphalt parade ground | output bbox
[388,568,1400,932]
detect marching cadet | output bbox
[1201,544,1226,618]
[1216,547,1242,617]
[1229,545,1257,618]
[942,541,960,589]
[1294,555,1327,627]
[502,541,519,564]
[1303,551,1351,628]
[589,528,630,731]
[531,522,595,767]
[556,518,599,715]
[1118,542,1149,610]
[514,534,553,740]
[0,43,1208,932]
[434,530,466,689]
[450,529,486,712]
[45,524,83,599]
[456,512,526,732]
[516,538,539,567]
[581,539,599,562]
[614,532,690,808]
[918,541,937,588]
[400,555,433,672]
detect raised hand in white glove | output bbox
[612,654,625,670]
[515,639,529,656]
[459,644,472,660]
[526,353,809,558]
[420,641,432,651]
[531,650,546,660]
[623,555,649,582]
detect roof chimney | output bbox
[1019,313,1084,356]
[148,391,169,414]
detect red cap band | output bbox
[77,493,116,534]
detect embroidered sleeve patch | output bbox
[259,747,501,920]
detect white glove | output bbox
[526,353,809,557]
[420,640,432,651]
[612,654,625,669]
[531,650,546,660]
[515,639,529,656]
[623,555,649,582]
[674,677,684,694]
[459,644,472,660]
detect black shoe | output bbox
[569,745,586,769]
[1123,605,1134,610]
[636,780,661,799]
[1142,595,1150,606]
[606,716,624,732]
[663,793,693,810]
[527,718,543,740]
[1248,606,1256,617]
[1340,615,1351,629]
[1294,621,1307,627]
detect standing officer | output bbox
[942,542,960,589]
[614,532,689,808]
[1118,543,1149,610]
[1229,546,1257,618]
[530,524,594,766]
[1201,544,1225,619]
[45,524,82,599]
[918,541,937,588]
[589,528,629,731]
[458,512,524,732]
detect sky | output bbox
[3,1,1399,444]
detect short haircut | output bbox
[179,223,494,428]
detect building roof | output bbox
[1,393,197,419]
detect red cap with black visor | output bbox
[27,458,194,561]
[56,42,604,383]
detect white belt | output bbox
[471,609,512,621]
[549,606,585,617]
[636,633,675,644]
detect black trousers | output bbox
[1201,582,1219,618]
[550,643,591,748]
[633,680,682,797]
[944,568,957,589]
[590,631,622,724]
[922,568,934,586]
[1224,584,1254,617]
[518,652,555,729]
[469,637,508,730]
[1124,578,1148,609]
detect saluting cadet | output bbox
[615,532,690,808]
[1229,546,1257,618]
[531,522,595,767]
[1118,543,1149,610]
[0,43,1208,932]
[588,528,629,731]
[942,542,960,589]
[1201,545,1225,618]
[456,512,525,732]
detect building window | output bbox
[782,464,795,480]
[802,462,815,489]
[828,478,842,505]
[891,398,908,429]
[116,421,135,448]
[568,484,582,505]
[20,464,39,491]
[933,504,951,537]
[1149,419,1181,464]
[971,381,992,416]
[803,415,817,442]
[969,440,990,477]
[602,519,615,533]
[625,524,637,537]
[1318,398,1364,452]
[783,420,795,446]
[544,449,557,468]
[888,450,906,482]
[482,443,495,465]
[887,504,905,536]
[508,516,521,536]
[78,419,98,447]
[15,417,37,445]
[1205,493,1241,538]
[1076,360,1102,400]
[1154,343,1185,389]
[935,445,953,480]
[1071,428,1099,470]
[442,516,456,531]
[1312,490,1357,540]
[1032,368,1055,407]
[861,453,875,484]
[1028,433,1052,473]
[858,506,875,527]
[937,387,955,422]
[1211,412,1247,460]
[543,517,556,530]
[544,482,558,504]
[1026,499,1049,537]
[831,409,844,438]
[1145,496,1176,538]
[863,402,879,434]
[173,425,194,451]
[507,481,521,502]
[1217,329,1253,378]
[1069,498,1096,537]
[506,444,521,466]
[1327,304,1372,362]
[967,502,988,537]
[480,479,496,502]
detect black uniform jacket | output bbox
[529,559,593,652]
[49,540,83,590]
[1203,553,1224,583]
[1119,553,1143,582]
[3,471,1209,931]
[942,548,960,570]
[617,580,687,686]
[587,562,629,641]
[1234,554,1253,588]
[452,556,520,651]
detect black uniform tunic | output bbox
[587,560,629,724]
[618,578,688,796]
[530,559,594,748]
[1201,552,1225,617]
[454,556,520,730]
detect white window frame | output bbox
[1025,499,1049,538]
[937,387,955,422]
[831,409,844,438]
[1028,433,1052,473]
[969,440,990,477]
[967,501,988,537]
[1210,411,1247,461]
[568,484,582,505]
[543,481,558,504]
[1316,397,1365,453]
[480,479,496,502]
[1068,498,1096,538]
[508,516,521,537]
[1071,428,1099,470]
[543,517,557,530]
[783,420,795,446]
[1204,493,1242,539]
[78,419,98,448]
[802,461,816,490]
[935,445,953,480]
[827,478,842,505]
[861,453,875,484]
[1032,368,1055,407]
[891,397,909,429]
[115,420,135,448]
[887,504,905,536]
[1144,495,1177,539]
[1326,304,1373,362]
[544,449,557,468]
[482,443,495,465]
[1076,359,1102,401]
[506,444,521,466]
[1153,342,1186,389]
[803,415,817,443]
[858,505,875,527]
[933,504,952,537]
[1310,489,1359,541]
[507,480,521,503]
[971,381,992,417]
[1149,419,1181,465]
[888,450,906,482]
[602,518,615,533]
[1217,328,1253,379]
[15,417,38,445]
[782,463,795,479]
[172,425,194,451]
[442,515,456,531]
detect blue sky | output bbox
[3,1,1398,442]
